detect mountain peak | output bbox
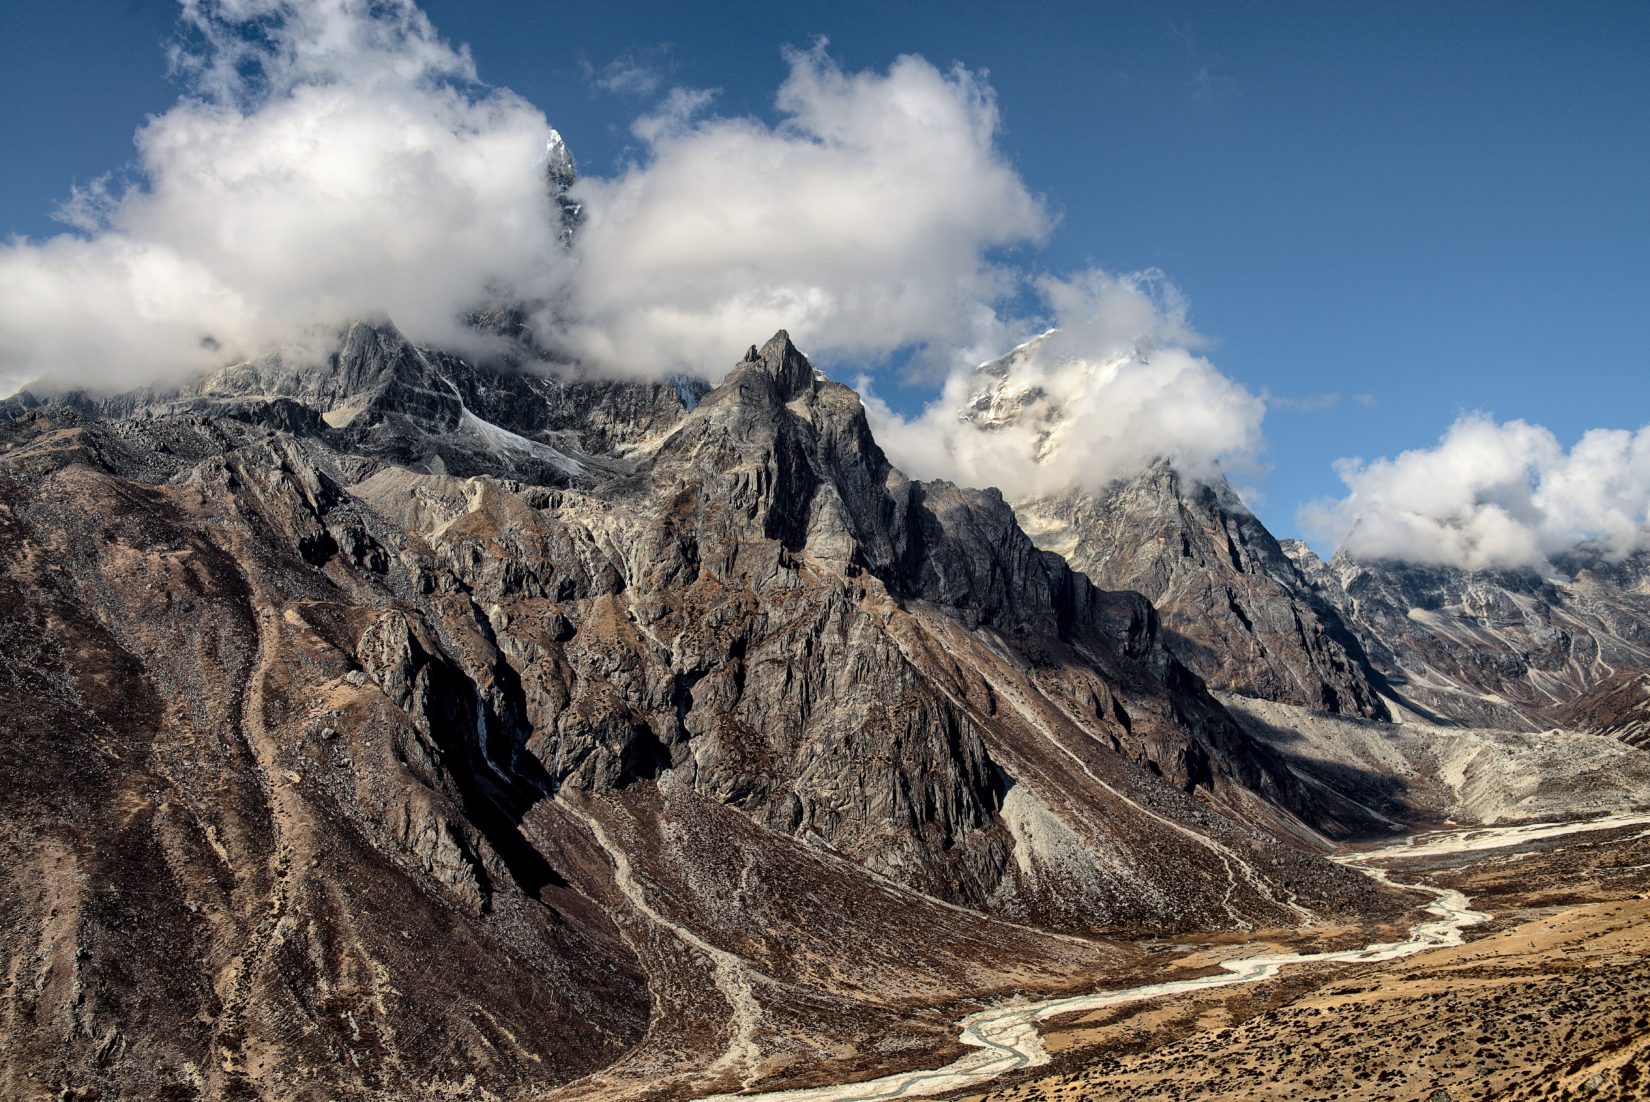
[757,328,797,361]
[545,128,577,191]
[723,329,820,403]
[544,128,582,245]
[1013,453,1388,719]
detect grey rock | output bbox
[1016,462,1387,719]
[1288,542,1650,731]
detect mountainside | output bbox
[1223,694,1650,832]
[1017,465,1388,720]
[0,327,1388,1101]
[961,339,1387,720]
[1283,541,1650,735]
[1552,670,1650,749]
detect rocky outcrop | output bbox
[1016,463,1387,719]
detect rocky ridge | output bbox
[1283,540,1650,735]
[1016,465,1387,720]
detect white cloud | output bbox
[863,270,1268,500]
[2,7,1050,395]
[171,0,477,100]
[1267,391,1342,413]
[1,0,568,392]
[587,47,674,98]
[555,42,1051,377]
[1301,413,1650,570]
[627,86,718,145]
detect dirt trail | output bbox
[209,606,306,1089]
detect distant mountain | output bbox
[1016,465,1388,720]
[1283,540,1650,737]
[959,335,1388,720]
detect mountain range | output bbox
[3,136,1649,1102]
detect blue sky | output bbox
[2,0,1648,548]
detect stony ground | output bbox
[945,824,1650,1102]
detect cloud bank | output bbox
[0,2,1048,392]
[1,0,569,391]
[1302,414,1650,571]
[864,270,1268,500]
[0,0,1267,513]
[559,42,1049,376]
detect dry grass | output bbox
[949,828,1650,1102]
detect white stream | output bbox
[696,812,1650,1102]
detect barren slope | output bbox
[0,328,1386,1100]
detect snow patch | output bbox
[456,407,586,477]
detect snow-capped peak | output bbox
[545,128,577,192]
[544,128,583,245]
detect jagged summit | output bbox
[0,317,704,488]
[545,128,577,189]
[958,329,1076,465]
[714,329,826,404]
[545,127,582,245]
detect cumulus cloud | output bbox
[0,0,568,392]
[1301,413,1650,571]
[556,42,1050,376]
[2,4,1050,395]
[863,270,1268,500]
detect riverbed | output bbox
[697,812,1650,1102]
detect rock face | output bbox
[1016,464,1388,720]
[0,326,1389,1100]
[1284,542,1650,733]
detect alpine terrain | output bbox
[3,127,1649,1102]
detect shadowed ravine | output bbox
[696,813,1650,1102]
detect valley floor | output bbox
[944,820,1650,1102]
